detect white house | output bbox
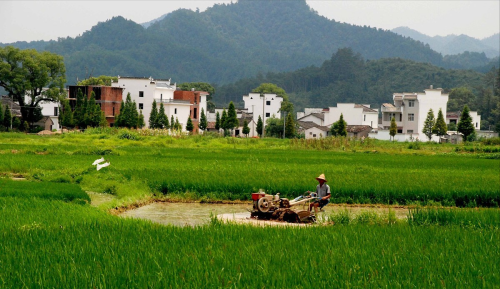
[446,111,481,131]
[379,86,449,141]
[243,93,283,125]
[38,100,60,130]
[112,76,191,130]
[325,103,378,129]
[297,112,325,126]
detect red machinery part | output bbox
[251,193,265,201]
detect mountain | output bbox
[215,48,486,112]
[2,0,447,85]
[392,27,499,58]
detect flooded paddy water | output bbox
[118,202,410,227]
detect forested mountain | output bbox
[215,48,486,112]
[392,27,499,58]
[0,0,464,85]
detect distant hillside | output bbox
[2,0,446,85]
[392,27,499,58]
[215,48,485,112]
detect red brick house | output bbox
[68,85,124,126]
[173,90,209,132]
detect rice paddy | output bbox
[0,132,499,288]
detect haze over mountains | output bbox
[392,26,499,58]
[1,0,497,88]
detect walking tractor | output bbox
[250,191,319,223]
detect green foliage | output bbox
[448,87,476,112]
[199,108,207,131]
[226,101,239,130]
[3,105,12,129]
[422,109,435,141]
[0,179,89,203]
[433,108,447,138]
[157,103,169,129]
[242,119,250,136]
[389,117,397,140]
[256,115,263,137]
[137,110,145,129]
[458,105,475,141]
[285,113,295,138]
[220,109,228,131]
[264,116,283,138]
[408,207,500,228]
[116,93,139,129]
[330,113,347,137]
[215,111,220,131]
[73,89,85,128]
[59,98,74,129]
[84,91,102,128]
[77,75,118,86]
[186,117,193,132]
[252,83,293,114]
[0,103,3,127]
[148,100,158,129]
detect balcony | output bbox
[156,99,191,104]
[381,106,402,113]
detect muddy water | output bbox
[120,202,409,227]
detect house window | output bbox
[409,100,415,107]
[265,113,270,117]
[313,134,316,137]
[266,101,271,105]
[399,114,402,122]
[476,122,478,128]
[160,94,163,101]
[139,91,144,98]
[54,107,58,116]
[309,132,312,135]
[408,113,414,121]
[364,115,366,121]
[175,108,177,114]
[194,108,197,119]
[407,130,413,134]
[139,103,143,110]
[397,129,403,133]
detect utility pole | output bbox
[262,94,265,138]
[283,111,286,139]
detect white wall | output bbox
[163,103,191,130]
[324,103,378,128]
[414,89,448,137]
[243,93,283,125]
[305,127,328,139]
[298,114,323,126]
[39,100,60,129]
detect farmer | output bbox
[309,174,331,214]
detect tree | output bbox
[186,117,194,133]
[3,105,12,130]
[221,109,228,132]
[77,75,118,86]
[178,82,216,112]
[422,109,435,141]
[252,83,293,114]
[73,89,86,128]
[330,113,347,137]
[285,112,295,138]
[174,117,181,131]
[265,116,284,137]
[59,99,74,129]
[199,108,207,131]
[99,111,108,127]
[257,115,263,137]
[448,87,476,112]
[149,99,158,129]
[137,110,145,129]
[0,103,3,128]
[171,115,175,130]
[215,112,221,132]
[0,46,65,125]
[389,116,397,141]
[84,91,102,128]
[226,101,239,132]
[457,105,475,141]
[433,108,447,141]
[242,119,250,137]
[157,103,168,129]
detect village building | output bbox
[242,92,283,125]
[67,85,123,126]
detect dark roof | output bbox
[238,116,254,126]
[354,104,377,113]
[0,96,22,117]
[298,112,324,121]
[447,112,460,118]
[297,121,319,130]
[346,125,372,133]
[382,103,395,108]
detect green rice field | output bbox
[1,132,499,288]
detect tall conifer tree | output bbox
[149,100,158,129]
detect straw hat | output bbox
[315,174,327,182]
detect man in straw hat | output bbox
[309,174,331,214]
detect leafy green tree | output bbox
[120,93,138,129]
[215,112,221,132]
[0,46,65,125]
[73,89,85,128]
[199,108,207,131]
[221,109,228,131]
[138,110,145,129]
[330,113,347,137]
[0,103,3,128]
[131,101,139,128]
[433,108,447,141]
[448,87,476,112]
[226,101,239,132]
[242,119,250,137]
[265,116,283,138]
[186,117,194,133]
[59,99,74,129]
[12,116,20,131]
[457,105,475,141]
[178,82,216,112]
[422,109,435,141]
[171,115,175,130]
[99,111,108,127]
[77,75,118,86]
[3,105,12,130]
[149,100,158,129]
[285,112,295,138]
[252,83,293,114]
[389,117,397,141]
[447,122,457,131]
[157,103,168,129]
[257,115,263,137]
[115,101,124,127]
[174,117,181,131]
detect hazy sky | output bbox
[0,1,498,43]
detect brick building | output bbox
[68,85,124,126]
[173,90,209,132]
